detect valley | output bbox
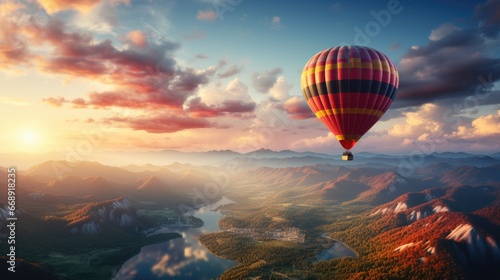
[0,150,499,279]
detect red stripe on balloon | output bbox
[319,116,341,135]
[351,114,381,136]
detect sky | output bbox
[0,0,499,156]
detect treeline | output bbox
[219,205,332,234]
[200,232,315,279]
[315,213,470,279]
[219,214,288,231]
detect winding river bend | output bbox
[114,198,236,280]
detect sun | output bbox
[20,130,40,145]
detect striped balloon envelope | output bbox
[301,45,399,156]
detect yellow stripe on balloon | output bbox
[315,108,385,118]
[301,59,397,77]
[335,135,361,141]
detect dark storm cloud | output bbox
[393,1,500,109]
[474,0,500,37]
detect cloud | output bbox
[284,96,314,120]
[186,77,256,118]
[43,96,67,107]
[35,0,101,14]
[0,6,258,140]
[126,30,147,48]
[218,64,242,78]
[4,16,221,110]
[388,103,448,140]
[196,10,217,21]
[453,110,500,138]
[429,23,460,41]
[0,0,24,16]
[74,64,211,109]
[196,77,251,104]
[474,0,500,36]
[3,4,257,136]
[268,76,292,102]
[290,102,500,154]
[71,98,87,108]
[0,34,31,69]
[394,3,500,109]
[194,54,208,60]
[34,0,130,15]
[291,132,337,151]
[185,97,255,118]
[251,68,282,93]
[365,103,500,152]
[105,113,214,133]
[0,1,32,70]
[270,16,283,30]
[471,110,500,135]
[71,0,121,33]
[75,91,145,108]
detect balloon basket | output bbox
[342,151,353,161]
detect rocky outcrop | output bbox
[65,197,140,235]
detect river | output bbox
[316,233,357,261]
[113,197,237,280]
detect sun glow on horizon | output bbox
[19,129,43,150]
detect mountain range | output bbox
[0,150,499,279]
[2,149,500,169]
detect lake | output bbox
[113,197,237,280]
[316,233,357,261]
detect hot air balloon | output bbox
[301,45,399,160]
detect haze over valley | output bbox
[1,150,499,279]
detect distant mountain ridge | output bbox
[3,149,500,170]
[10,156,500,210]
[44,175,126,198]
[440,165,500,187]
